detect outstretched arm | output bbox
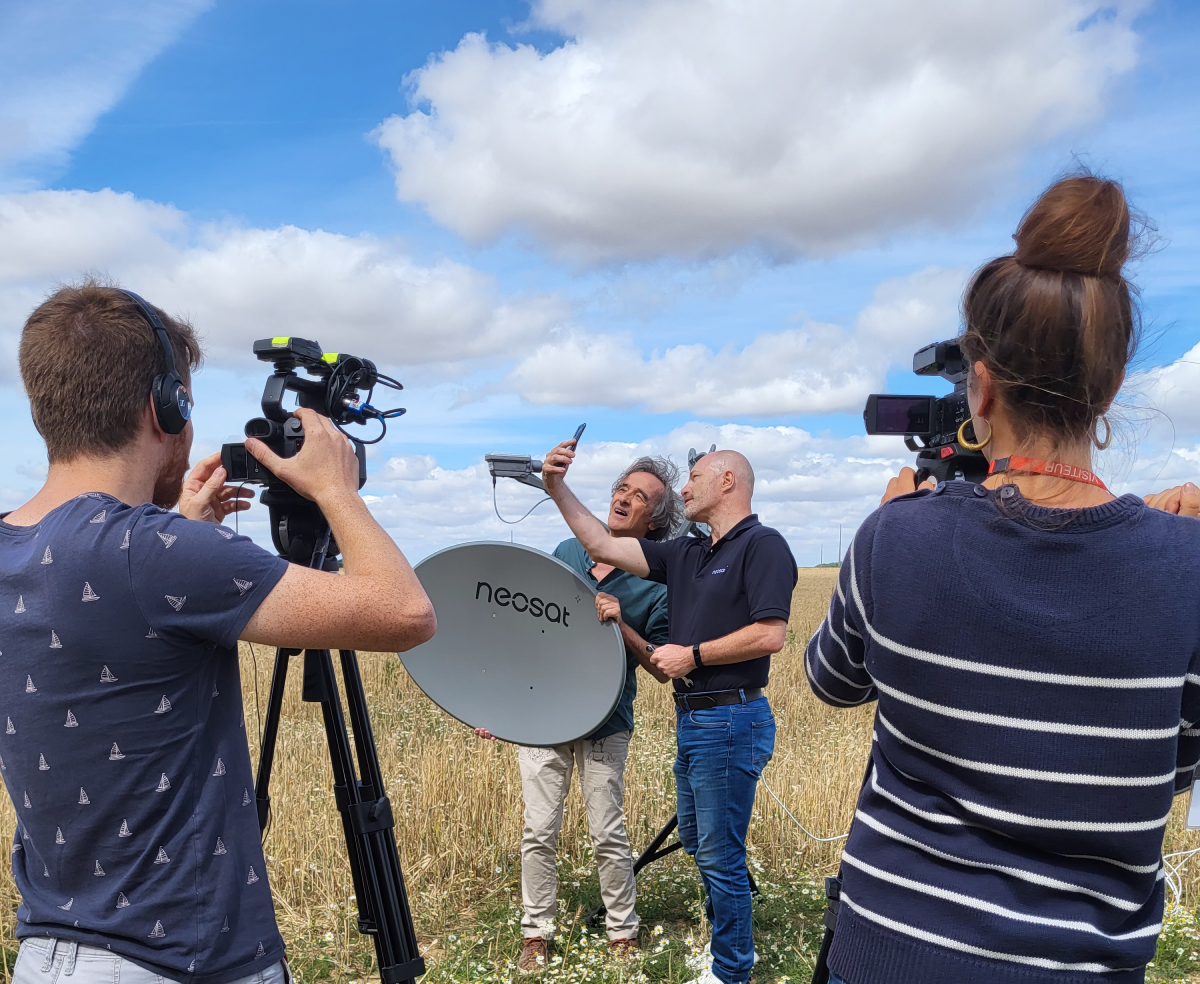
[542,439,649,577]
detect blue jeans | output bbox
[675,695,775,984]
[829,976,849,984]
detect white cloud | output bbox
[0,0,213,188]
[504,266,965,415]
[1131,340,1200,434]
[0,189,568,373]
[376,0,1144,264]
[355,423,913,564]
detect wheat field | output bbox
[0,568,1197,980]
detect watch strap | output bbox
[693,643,703,667]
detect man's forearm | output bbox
[697,619,788,666]
[317,490,431,623]
[547,482,650,576]
[620,622,670,683]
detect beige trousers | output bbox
[518,730,639,941]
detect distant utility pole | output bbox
[838,524,843,565]
[820,544,823,566]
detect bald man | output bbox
[542,441,797,984]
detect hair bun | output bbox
[1013,175,1131,278]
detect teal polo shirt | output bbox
[553,537,669,740]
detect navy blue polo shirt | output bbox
[640,515,796,693]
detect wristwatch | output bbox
[693,643,704,668]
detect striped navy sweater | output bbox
[805,481,1200,984]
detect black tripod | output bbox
[252,489,424,984]
[585,814,758,926]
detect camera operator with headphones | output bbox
[806,175,1200,984]
[1,282,435,984]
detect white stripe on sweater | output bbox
[838,892,1139,974]
[804,645,873,707]
[873,678,1178,740]
[848,548,1187,689]
[841,851,1161,940]
[877,712,1175,786]
[853,809,1147,912]
[868,768,1166,869]
[817,634,873,690]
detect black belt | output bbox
[673,687,763,710]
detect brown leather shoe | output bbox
[608,938,640,960]
[518,937,550,975]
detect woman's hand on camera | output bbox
[1144,482,1200,518]
[245,408,360,505]
[179,452,254,524]
[881,467,937,506]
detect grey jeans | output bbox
[13,938,288,984]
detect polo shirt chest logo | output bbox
[711,568,726,575]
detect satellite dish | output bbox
[403,541,626,746]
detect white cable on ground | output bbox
[760,776,850,844]
[1161,846,1200,907]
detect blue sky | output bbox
[1,0,1198,564]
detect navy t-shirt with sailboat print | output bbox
[0,493,289,984]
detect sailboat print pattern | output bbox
[0,495,290,979]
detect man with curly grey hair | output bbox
[476,454,683,973]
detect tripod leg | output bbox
[253,648,298,832]
[307,649,425,984]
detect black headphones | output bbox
[118,290,192,435]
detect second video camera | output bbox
[862,340,987,484]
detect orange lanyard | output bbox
[987,456,1109,491]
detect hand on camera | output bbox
[881,466,937,506]
[595,592,622,625]
[1144,482,1200,519]
[245,408,359,505]
[540,438,578,496]
[473,727,498,742]
[179,452,255,524]
[650,643,697,680]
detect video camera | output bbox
[862,340,987,484]
[219,336,405,562]
[220,336,406,490]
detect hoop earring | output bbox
[1092,414,1112,451]
[957,417,992,451]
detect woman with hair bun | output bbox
[806,174,1200,984]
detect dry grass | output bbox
[0,568,1197,982]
